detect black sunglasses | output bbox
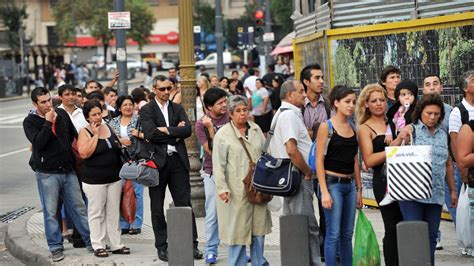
[156,86,173,92]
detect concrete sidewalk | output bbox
[5,187,473,265]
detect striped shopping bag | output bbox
[379,143,432,206]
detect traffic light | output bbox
[254,10,265,37]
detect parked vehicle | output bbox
[195,52,240,69]
[161,60,176,70]
[106,58,145,72]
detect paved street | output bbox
[0,98,39,216]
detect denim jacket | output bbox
[108,115,139,157]
[412,121,448,205]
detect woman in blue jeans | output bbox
[397,94,457,265]
[109,96,144,234]
[315,85,363,266]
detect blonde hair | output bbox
[356,84,387,126]
[196,76,210,89]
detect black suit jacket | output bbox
[139,99,192,170]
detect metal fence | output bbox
[294,0,474,38]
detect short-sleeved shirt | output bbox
[243,76,258,97]
[195,113,229,174]
[252,88,272,116]
[302,95,329,130]
[412,122,449,206]
[58,104,88,133]
[267,102,312,163]
[449,99,474,134]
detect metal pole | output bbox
[179,0,205,217]
[114,0,128,96]
[256,0,265,74]
[264,0,273,65]
[215,0,224,78]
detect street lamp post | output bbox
[114,0,128,96]
[215,0,224,78]
[178,0,205,217]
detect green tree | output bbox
[52,0,155,68]
[0,3,30,49]
[193,0,216,34]
[438,27,474,86]
[333,43,358,87]
[270,0,293,34]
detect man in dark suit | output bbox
[139,75,203,262]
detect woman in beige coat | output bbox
[213,95,272,266]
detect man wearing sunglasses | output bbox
[139,75,203,262]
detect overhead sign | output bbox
[108,12,131,29]
[263,32,275,42]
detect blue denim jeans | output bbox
[120,181,144,229]
[228,235,268,266]
[203,172,219,256]
[444,163,463,224]
[323,181,356,266]
[399,201,442,266]
[35,171,91,252]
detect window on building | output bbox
[49,0,58,8]
[47,26,59,46]
[230,0,246,8]
[168,0,178,5]
[147,0,160,6]
[0,31,8,47]
[308,0,315,13]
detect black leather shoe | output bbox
[157,249,168,262]
[193,248,203,260]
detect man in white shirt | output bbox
[449,71,474,180]
[448,70,474,256]
[103,87,118,112]
[267,80,322,266]
[58,84,88,133]
[243,68,258,98]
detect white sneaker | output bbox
[435,241,443,250]
[461,248,472,256]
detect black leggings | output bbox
[373,172,403,266]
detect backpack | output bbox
[456,102,469,125]
[450,103,470,162]
[308,119,334,173]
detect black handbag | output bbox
[252,108,302,197]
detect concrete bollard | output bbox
[167,207,194,266]
[397,221,431,266]
[280,214,311,266]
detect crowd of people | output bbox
[22,62,473,265]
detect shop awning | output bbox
[271,31,295,56]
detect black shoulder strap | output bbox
[263,108,289,153]
[84,127,94,138]
[468,120,474,131]
[457,103,469,125]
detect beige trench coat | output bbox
[212,120,272,245]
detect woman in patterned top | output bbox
[398,93,457,265]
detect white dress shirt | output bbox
[155,98,177,153]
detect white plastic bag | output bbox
[267,196,282,212]
[456,183,472,249]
